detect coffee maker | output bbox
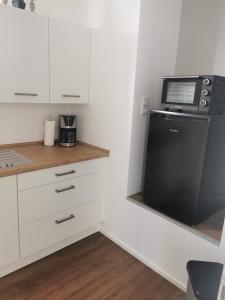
[59,115,77,147]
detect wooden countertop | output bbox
[0,142,109,178]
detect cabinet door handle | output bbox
[55,214,75,224]
[55,170,76,177]
[55,185,76,194]
[14,93,38,96]
[62,94,81,98]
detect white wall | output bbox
[175,0,224,75]
[127,0,183,196]
[0,104,75,144]
[213,1,225,75]
[37,0,139,34]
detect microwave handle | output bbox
[151,110,210,120]
[161,76,200,79]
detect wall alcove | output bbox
[126,0,225,244]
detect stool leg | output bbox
[218,284,225,300]
[186,280,197,300]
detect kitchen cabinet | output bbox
[0,6,49,103]
[0,6,91,105]
[0,5,49,103]
[0,144,109,277]
[0,176,19,268]
[19,173,100,226]
[0,154,106,277]
[49,18,91,104]
[17,160,101,258]
[20,201,100,258]
[17,159,101,191]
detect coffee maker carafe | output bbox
[59,115,77,147]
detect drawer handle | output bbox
[14,93,38,96]
[55,214,75,224]
[62,95,81,98]
[55,170,76,177]
[55,185,76,194]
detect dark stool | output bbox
[186,261,223,300]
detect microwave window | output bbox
[166,82,196,104]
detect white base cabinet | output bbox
[19,173,100,226]
[0,158,105,278]
[0,176,19,268]
[20,201,100,258]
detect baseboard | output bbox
[100,227,186,292]
[0,226,98,279]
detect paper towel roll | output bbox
[44,120,55,146]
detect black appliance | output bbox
[161,75,225,114]
[12,0,26,9]
[143,75,225,226]
[59,115,77,147]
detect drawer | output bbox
[18,159,104,191]
[19,173,100,226]
[20,200,100,258]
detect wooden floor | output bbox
[0,233,184,300]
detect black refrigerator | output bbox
[143,110,225,226]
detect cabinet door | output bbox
[0,176,19,268]
[0,6,49,103]
[49,18,91,104]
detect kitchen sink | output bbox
[0,150,31,169]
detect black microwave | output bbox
[161,75,225,114]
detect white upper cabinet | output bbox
[0,6,90,104]
[0,176,19,268]
[0,6,49,103]
[49,18,91,104]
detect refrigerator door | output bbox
[143,112,210,225]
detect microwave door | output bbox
[143,114,210,225]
